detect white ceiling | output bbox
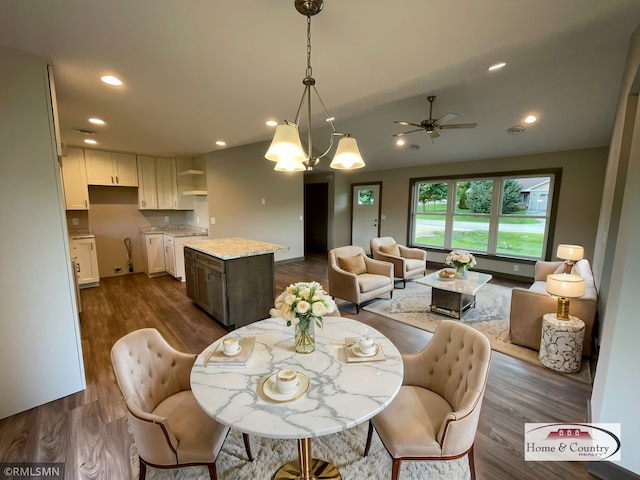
[2,0,640,172]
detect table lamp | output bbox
[557,244,584,274]
[546,273,585,320]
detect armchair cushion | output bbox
[338,254,367,275]
[358,273,394,293]
[380,243,401,257]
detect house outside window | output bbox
[410,173,556,260]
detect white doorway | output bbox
[351,183,382,254]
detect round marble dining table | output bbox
[190,316,404,480]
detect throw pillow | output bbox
[380,244,401,257]
[338,254,367,275]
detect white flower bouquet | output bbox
[270,281,337,329]
[445,250,477,269]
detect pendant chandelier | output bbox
[265,0,365,172]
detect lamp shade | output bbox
[546,273,585,298]
[265,123,306,164]
[274,157,306,172]
[329,137,365,169]
[556,244,584,261]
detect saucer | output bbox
[262,372,309,402]
[350,344,378,357]
[222,345,242,356]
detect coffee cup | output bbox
[359,335,375,355]
[222,338,240,355]
[276,369,299,394]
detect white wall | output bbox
[0,47,85,419]
[590,25,640,475]
[206,141,304,262]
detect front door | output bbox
[351,183,381,255]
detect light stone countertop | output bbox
[185,237,288,260]
[140,225,208,238]
[190,316,403,439]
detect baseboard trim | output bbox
[587,461,640,480]
[275,256,306,265]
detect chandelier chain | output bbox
[306,14,313,78]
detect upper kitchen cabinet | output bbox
[138,156,195,210]
[137,155,158,209]
[85,149,138,187]
[60,147,89,210]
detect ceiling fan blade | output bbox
[429,130,440,139]
[435,112,458,125]
[439,123,478,129]
[392,128,424,137]
[393,120,422,127]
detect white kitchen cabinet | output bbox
[60,147,89,210]
[141,233,166,277]
[85,149,138,186]
[156,157,178,209]
[70,237,100,287]
[137,155,158,209]
[164,235,176,277]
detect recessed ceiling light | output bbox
[84,139,97,144]
[266,120,278,127]
[488,62,506,71]
[396,139,405,146]
[524,115,537,124]
[215,141,226,146]
[325,117,335,122]
[101,75,122,86]
[89,118,105,125]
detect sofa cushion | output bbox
[380,243,401,257]
[553,263,566,274]
[358,273,392,293]
[338,254,367,275]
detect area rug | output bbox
[130,422,470,479]
[362,281,592,384]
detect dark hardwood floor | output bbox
[0,254,597,479]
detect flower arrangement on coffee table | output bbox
[445,250,477,279]
[271,281,337,353]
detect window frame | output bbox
[408,168,562,261]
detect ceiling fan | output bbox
[393,95,477,139]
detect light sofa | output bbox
[509,259,598,356]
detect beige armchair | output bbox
[328,245,394,313]
[111,328,253,480]
[371,237,427,287]
[364,320,491,480]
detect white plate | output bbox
[350,344,379,357]
[222,345,242,356]
[262,372,309,402]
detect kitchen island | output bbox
[184,238,288,330]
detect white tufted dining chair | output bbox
[364,320,491,480]
[111,328,252,480]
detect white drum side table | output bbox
[539,313,585,373]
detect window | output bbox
[358,188,375,205]
[410,172,557,260]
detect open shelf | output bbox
[178,169,204,176]
[182,190,208,196]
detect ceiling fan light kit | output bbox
[265,0,365,172]
[392,95,477,140]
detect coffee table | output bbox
[190,316,403,480]
[417,269,493,319]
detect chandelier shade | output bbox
[265,123,306,164]
[265,0,364,172]
[330,136,365,169]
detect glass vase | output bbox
[295,317,316,354]
[454,264,468,279]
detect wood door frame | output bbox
[350,181,383,247]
